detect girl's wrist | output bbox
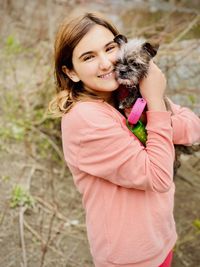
[147,99,167,111]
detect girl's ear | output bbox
[62,65,80,82]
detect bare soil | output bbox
[0,143,200,267]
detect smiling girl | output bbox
[49,12,200,267]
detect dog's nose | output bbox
[119,70,127,76]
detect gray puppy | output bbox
[114,34,159,109]
[113,34,199,174]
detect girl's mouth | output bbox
[98,71,115,79]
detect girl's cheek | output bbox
[87,61,99,72]
[80,63,97,77]
[112,51,120,63]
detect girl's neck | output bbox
[107,97,115,107]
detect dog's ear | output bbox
[114,34,128,45]
[142,42,159,57]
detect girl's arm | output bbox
[166,98,200,145]
[65,102,175,193]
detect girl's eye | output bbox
[106,45,117,52]
[83,55,94,61]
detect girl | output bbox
[49,12,200,267]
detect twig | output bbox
[0,206,7,225]
[168,15,200,47]
[35,196,86,228]
[23,219,64,257]
[18,167,35,267]
[15,162,52,173]
[65,240,80,263]
[35,196,67,221]
[175,229,200,250]
[19,206,27,267]
[40,212,56,267]
[176,174,194,186]
[175,250,190,267]
[26,166,35,190]
[30,125,64,161]
[0,249,21,266]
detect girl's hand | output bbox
[139,61,167,111]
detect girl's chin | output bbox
[100,79,119,89]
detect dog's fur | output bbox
[114,34,158,109]
[114,34,199,175]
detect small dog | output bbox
[113,34,199,175]
[114,34,159,109]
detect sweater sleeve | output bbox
[167,98,200,145]
[74,103,174,192]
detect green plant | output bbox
[1,175,11,182]
[193,219,200,230]
[10,185,35,208]
[4,35,23,55]
[0,122,26,141]
[188,94,196,105]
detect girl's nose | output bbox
[99,54,112,70]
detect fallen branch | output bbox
[35,196,86,228]
[168,15,200,47]
[40,212,56,267]
[30,125,64,161]
[23,219,64,257]
[19,206,27,267]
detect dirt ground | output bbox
[0,143,200,267]
[0,1,200,267]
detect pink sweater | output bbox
[61,99,200,267]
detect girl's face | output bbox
[66,25,119,101]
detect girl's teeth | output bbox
[100,72,113,78]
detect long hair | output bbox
[49,12,119,117]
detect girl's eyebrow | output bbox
[78,41,116,59]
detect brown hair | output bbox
[49,12,119,117]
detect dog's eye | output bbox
[133,63,139,67]
[129,61,139,67]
